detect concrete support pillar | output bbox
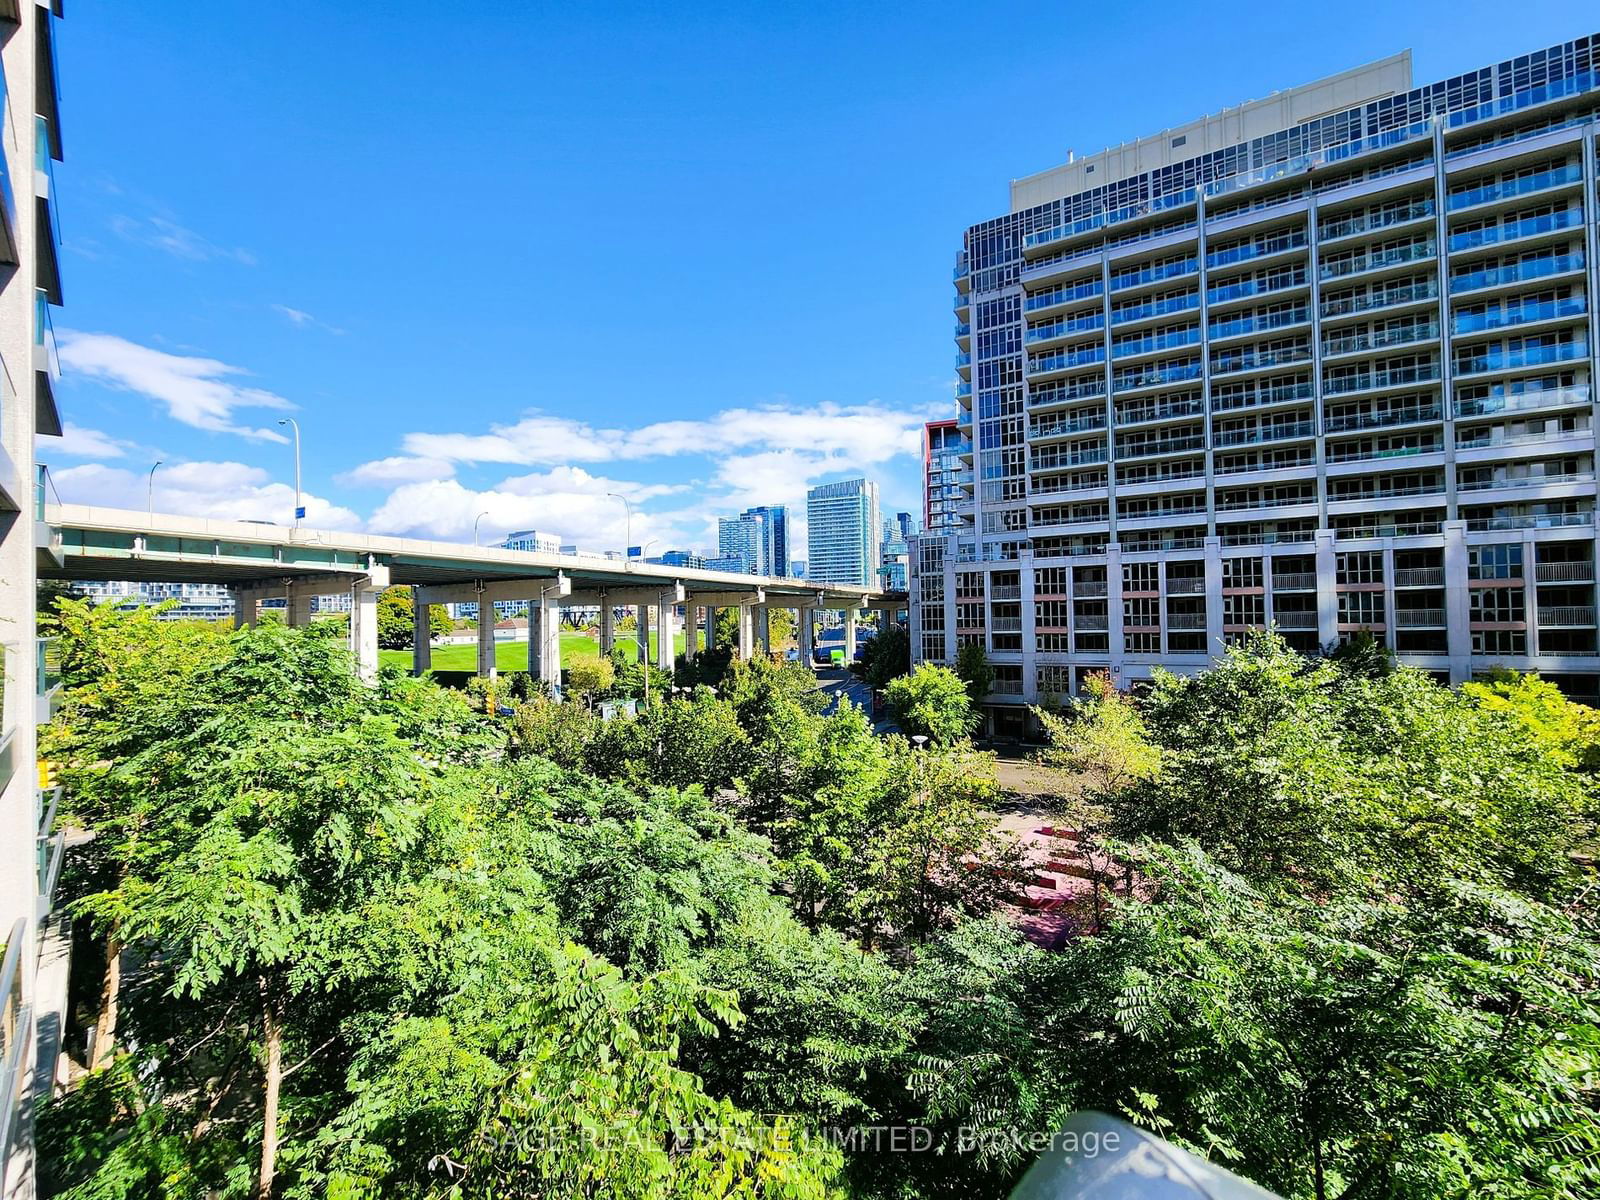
[1443,522,1471,683]
[351,581,381,684]
[704,605,717,657]
[758,607,771,655]
[637,604,650,664]
[844,607,858,663]
[528,604,541,675]
[537,591,563,690]
[477,597,497,677]
[599,601,615,653]
[735,604,754,660]
[286,589,313,628]
[412,591,432,677]
[656,595,677,671]
[1203,537,1224,661]
[1315,531,1339,651]
[798,607,815,667]
[232,588,254,629]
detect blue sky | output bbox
[45,0,1596,555]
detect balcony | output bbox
[1111,292,1200,328]
[1538,606,1597,626]
[1319,240,1435,281]
[1454,384,1590,419]
[1026,313,1106,345]
[1116,434,1205,460]
[1319,200,1434,242]
[1167,612,1207,630]
[1321,322,1438,358]
[1030,413,1107,439]
[1334,520,1444,539]
[1073,581,1109,598]
[1447,206,1584,254]
[1112,361,1203,394]
[1272,572,1317,591]
[1212,420,1316,448]
[1452,296,1587,336]
[1458,471,1595,492]
[990,585,1022,600]
[1029,377,1108,408]
[1211,381,1315,413]
[1330,480,1443,503]
[1466,512,1593,532]
[1445,162,1585,212]
[1536,561,1595,583]
[1453,339,1588,378]
[1320,279,1438,319]
[1166,577,1205,594]
[1210,345,1313,376]
[1208,305,1308,341]
[1448,252,1585,295]
[1110,258,1198,293]
[1024,279,1104,314]
[1205,231,1308,271]
[1395,608,1447,627]
[1273,610,1319,629]
[955,381,972,400]
[1323,362,1440,396]
[36,636,61,724]
[954,292,971,312]
[1116,398,1205,427]
[1207,270,1308,307]
[1075,614,1110,631]
[1323,404,1441,433]
[1394,567,1444,587]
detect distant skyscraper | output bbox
[650,549,706,569]
[743,505,789,576]
[806,478,880,587]
[716,505,789,576]
[502,529,564,553]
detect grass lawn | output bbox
[378,632,690,673]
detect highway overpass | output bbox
[40,504,905,683]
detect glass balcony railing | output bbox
[1448,252,1585,294]
[1319,240,1435,280]
[1030,347,1107,374]
[1320,279,1438,319]
[1025,313,1105,343]
[1113,362,1204,393]
[1322,322,1439,356]
[1453,383,1589,418]
[955,351,971,368]
[36,637,60,698]
[1323,362,1441,395]
[955,381,972,399]
[1447,207,1584,253]
[1204,232,1307,270]
[1110,292,1199,326]
[1117,399,1205,426]
[1446,162,1585,211]
[1453,339,1588,377]
[1446,70,1599,134]
[1209,306,1308,340]
[1211,381,1315,412]
[1319,201,1434,242]
[1452,296,1587,335]
[1213,421,1317,448]
[1207,271,1307,305]
[1030,413,1108,439]
[954,293,970,310]
[1466,512,1593,532]
[1024,279,1103,312]
[1323,405,1442,433]
[1459,471,1594,492]
[1112,327,1201,358]
[953,256,970,281]
[1111,258,1197,292]
[1211,346,1313,374]
[954,322,971,338]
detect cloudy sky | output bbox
[44,0,1591,555]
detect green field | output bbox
[378,632,690,673]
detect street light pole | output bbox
[607,492,633,565]
[146,460,162,522]
[276,418,303,529]
[474,510,491,546]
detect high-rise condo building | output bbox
[0,0,68,1191]
[502,529,564,554]
[807,478,881,586]
[912,34,1600,735]
[716,505,789,576]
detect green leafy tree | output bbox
[861,623,910,691]
[955,641,995,704]
[565,654,615,702]
[376,586,454,651]
[884,664,978,746]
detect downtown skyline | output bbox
[39,0,1594,557]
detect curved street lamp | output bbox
[473,510,491,547]
[276,417,303,528]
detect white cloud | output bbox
[57,331,292,441]
[271,304,344,335]
[110,214,256,265]
[43,423,129,459]
[51,460,362,530]
[398,399,940,469]
[367,466,697,550]
[336,455,457,488]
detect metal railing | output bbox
[1395,608,1447,627]
[0,917,33,1192]
[1272,572,1317,590]
[1538,606,1597,626]
[1536,561,1595,583]
[1393,567,1444,587]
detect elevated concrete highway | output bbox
[41,503,906,684]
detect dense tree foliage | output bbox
[38,612,1600,1200]
[859,623,910,691]
[883,663,979,746]
[375,586,453,650]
